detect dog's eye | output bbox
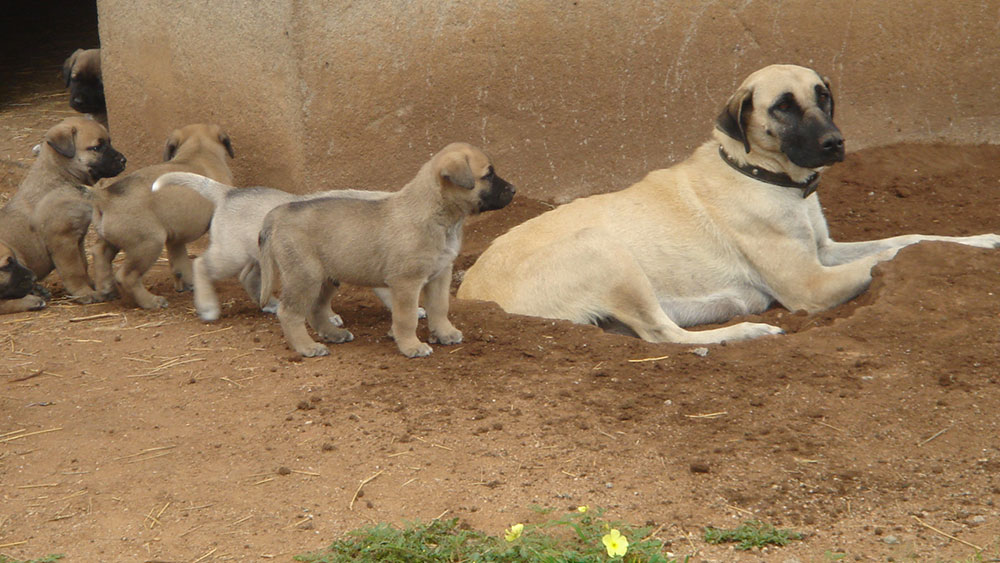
[776,101,792,112]
[482,167,495,180]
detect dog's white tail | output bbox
[151,172,232,206]
[257,221,277,309]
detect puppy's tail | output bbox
[257,221,277,309]
[151,172,232,206]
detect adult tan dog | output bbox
[62,48,107,126]
[0,117,126,309]
[90,124,235,309]
[258,142,515,358]
[458,64,1000,344]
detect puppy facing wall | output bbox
[90,124,235,309]
[150,172,416,323]
[458,64,1000,344]
[62,48,107,127]
[0,117,126,311]
[258,142,515,358]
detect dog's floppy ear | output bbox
[163,130,181,161]
[62,49,82,87]
[438,150,475,189]
[45,122,78,158]
[821,76,835,119]
[219,131,235,158]
[716,86,754,154]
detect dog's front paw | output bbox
[398,341,433,358]
[429,328,463,346]
[318,327,354,344]
[24,294,47,311]
[328,313,344,327]
[740,322,785,340]
[71,290,110,304]
[297,343,330,357]
[196,305,221,322]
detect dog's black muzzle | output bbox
[90,146,127,180]
[478,174,516,212]
[69,82,107,114]
[0,259,37,300]
[781,110,845,169]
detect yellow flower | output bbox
[602,528,629,558]
[504,523,524,542]
[577,505,589,513]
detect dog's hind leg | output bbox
[91,237,120,300]
[165,241,195,292]
[116,235,169,309]
[307,280,353,344]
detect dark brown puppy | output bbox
[90,124,235,309]
[62,48,107,127]
[0,117,126,309]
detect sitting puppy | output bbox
[150,172,421,322]
[90,124,235,309]
[258,142,515,358]
[62,48,107,127]
[458,64,1000,344]
[0,117,126,308]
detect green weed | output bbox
[295,506,689,562]
[703,520,803,550]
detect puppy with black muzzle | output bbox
[0,249,46,315]
[149,171,423,323]
[89,124,235,309]
[0,117,126,308]
[459,64,1000,344]
[258,142,515,358]
[62,48,107,127]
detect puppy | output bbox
[258,142,515,358]
[62,48,107,127]
[458,64,1000,344]
[0,248,46,315]
[90,124,235,309]
[150,172,418,322]
[0,117,126,307]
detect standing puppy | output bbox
[0,117,126,306]
[150,172,412,322]
[90,124,235,309]
[258,142,515,358]
[62,48,107,127]
[458,64,1000,344]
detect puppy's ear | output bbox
[45,123,78,158]
[62,49,82,87]
[716,86,754,154]
[163,130,181,161]
[821,76,835,119]
[219,131,235,158]
[438,151,475,189]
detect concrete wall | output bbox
[97,1,1000,202]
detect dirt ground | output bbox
[3,10,1000,563]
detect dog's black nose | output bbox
[821,134,844,154]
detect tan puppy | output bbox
[90,124,235,309]
[0,117,126,307]
[458,64,1000,344]
[62,48,107,127]
[259,142,515,358]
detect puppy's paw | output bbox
[197,306,221,322]
[174,282,194,293]
[298,343,330,358]
[398,341,433,358]
[261,298,279,314]
[25,294,47,311]
[429,328,463,346]
[328,313,344,327]
[71,290,108,305]
[30,284,52,300]
[416,307,427,320]
[319,327,354,344]
[138,295,169,310]
[737,322,785,340]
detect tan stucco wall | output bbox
[97,1,1000,202]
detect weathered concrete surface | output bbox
[97,1,1000,201]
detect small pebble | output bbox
[690,347,709,357]
[882,535,900,545]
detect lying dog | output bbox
[150,172,420,323]
[458,64,1000,344]
[258,142,515,358]
[0,117,126,309]
[90,124,235,309]
[0,251,45,315]
[62,48,107,127]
